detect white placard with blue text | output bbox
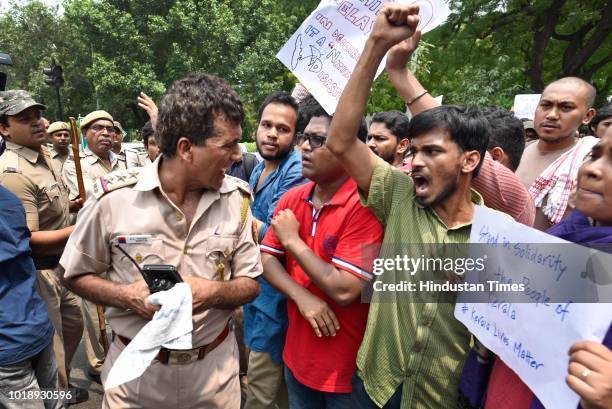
[455,205,612,409]
[277,0,451,114]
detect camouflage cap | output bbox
[113,121,126,136]
[81,110,113,130]
[0,90,46,116]
[48,121,70,134]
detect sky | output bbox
[0,0,64,15]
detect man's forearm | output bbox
[30,226,75,255]
[190,276,259,312]
[63,273,129,309]
[285,239,361,306]
[327,39,386,156]
[387,68,440,116]
[261,253,311,302]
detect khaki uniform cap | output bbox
[81,110,113,130]
[48,121,70,134]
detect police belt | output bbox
[33,255,62,270]
[114,323,230,365]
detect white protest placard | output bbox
[277,0,451,114]
[455,206,612,409]
[513,94,541,120]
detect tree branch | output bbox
[529,0,567,92]
[582,55,612,81]
[564,0,612,75]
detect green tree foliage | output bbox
[1,0,609,132]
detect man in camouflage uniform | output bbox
[0,90,88,403]
[61,73,262,409]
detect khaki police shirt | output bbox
[60,160,263,346]
[0,142,71,236]
[48,146,70,175]
[62,147,127,200]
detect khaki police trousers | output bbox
[244,351,289,409]
[81,299,106,376]
[35,267,84,390]
[101,331,241,409]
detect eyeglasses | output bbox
[296,133,327,149]
[90,125,116,134]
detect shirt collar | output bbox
[84,147,116,165]
[426,189,484,230]
[133,155,238,195]
[5,141,40,164]
[300,177,356,207]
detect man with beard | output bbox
[325,6,494,408]
[243,91,306,409]
[0,90,87,403]
[367,110,410,167]
[260,96,381,408]
[516,77,598,230]
[63,110,128,200]
[47,121,70,173]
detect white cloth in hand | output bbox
[104,282,193,390]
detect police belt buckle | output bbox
[115,323,230,365]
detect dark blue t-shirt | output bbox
[0,186,53,365]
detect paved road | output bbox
[69,341,103,409]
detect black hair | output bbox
[370,110,411,141]
[408,105,490,176]
[142,120,154,148]
[298,95,367,142]
[156,73,244,157]
[480,106,525,171]
[257,91,301,131]
[0,114,8,127]
[591,103,612,131]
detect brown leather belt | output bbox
[114,324,230,365]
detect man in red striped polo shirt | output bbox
[259,96,383,409]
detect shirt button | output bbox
[176,213,184,222]
[183,246,189,255]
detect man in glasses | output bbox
[259,95,382,408]
[62,110,127,384]
[63,110,127,201]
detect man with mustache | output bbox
[0,90,87,403]
[260,95,382,408]
[325,5,495,408]
[366,110,410,168]
[516,77,598,230]
[243,91,306,409]
[62,110,128,385]
[63,110,127,201]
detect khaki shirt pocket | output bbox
[206,235,238,281]
[114,239,166,277]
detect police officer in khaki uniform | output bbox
[61,73,262,409]
[62,110,127,200]
[62,110,128,382]
[47,121,71,174]
[111,120,143,168]
[0,90,88,403]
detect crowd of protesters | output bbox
[0,4,611,409]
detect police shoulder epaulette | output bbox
[91,167,142,199]
[0,150,21,174]
[225,174,252,199]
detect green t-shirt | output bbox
[357,158,483,409]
